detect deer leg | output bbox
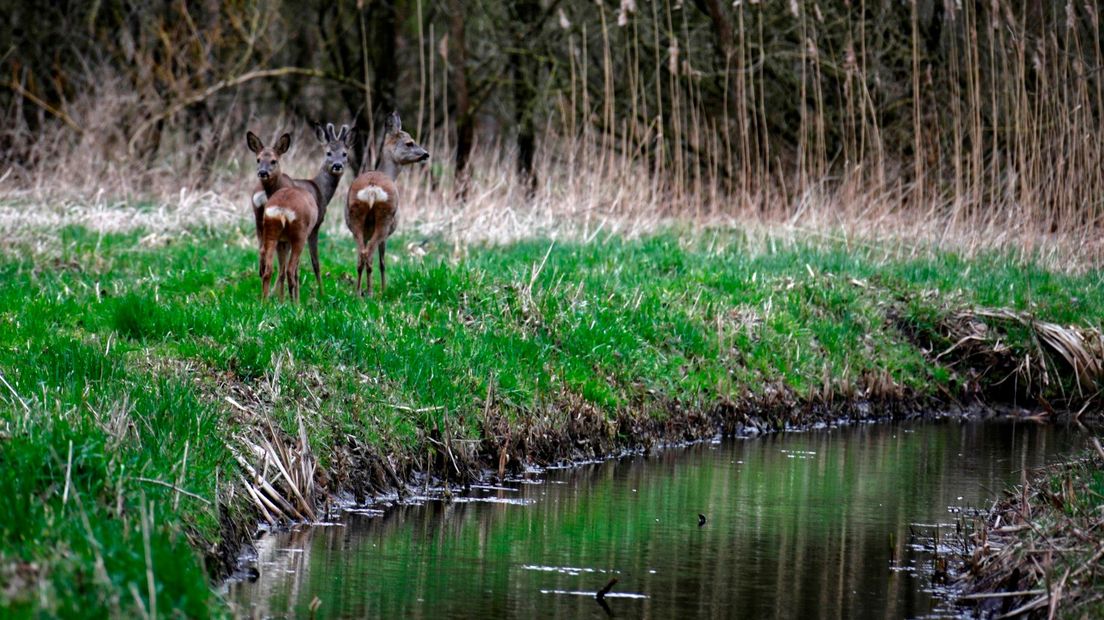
[275,241,290,298]
[276,243,291,301]
[355,253,364,297]
[351,219,367,297]
[364,241,381,297]
[377,240,386,294]
[360,220,379,298]
[287,243,305,303]
[308,229,323,297]
[364,225,391,297]
[259,240,277,301]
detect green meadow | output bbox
[1,224,1101,617]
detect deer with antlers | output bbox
[246,123,352,297]
[345,111,429,297]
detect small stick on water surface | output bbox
[596,578,618,600]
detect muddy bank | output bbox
[214,391,1030,585]
[212,298,1104,588]
[954,440,1104,619]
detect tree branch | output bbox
[127,66,368,155]
[2,79,84,134]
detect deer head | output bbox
[315,122,354,176]
[246,131,291,182]
[380,112,429,167]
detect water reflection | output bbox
[228,420,1082,619]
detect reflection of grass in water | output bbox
[1,226,1101,616]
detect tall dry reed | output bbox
[1,1,1101,268]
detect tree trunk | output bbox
[511,0,541,197]
[448,0,473,198]
[367,0,399,150]
[323,1,400,173]
[697,0,734,61]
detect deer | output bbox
[345,111,429,297]
[246,123,352,297]
[258,187,318,302]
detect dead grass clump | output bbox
[233,413,318,525]
[957,440,1104,618]
[931,308,1104,409]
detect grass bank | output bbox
[956,442,1104,618]
[1,224,1101,617]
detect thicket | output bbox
[3,1,1101,242]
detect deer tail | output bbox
[354,185,389,207]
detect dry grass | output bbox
[957,440,1104,618]
[2,126,1101,271]
[933,308,1104,408]
[4,2,1104,269]
[419,0,1104,269]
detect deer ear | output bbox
[246,131,263,154]
[387,111,401,134]
[314,123,327,144]
[275,133,291,155]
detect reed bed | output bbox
[3,1,1102,269]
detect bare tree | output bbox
[447,0,473,198]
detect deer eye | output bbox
[256,158,260,163]
[327,151,332,157]
[270,160,276,165]
[342,151,347,157]
[406,141,415,147]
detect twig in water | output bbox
[997,594,1050,619]
[1047,567,1070,620]
[596,577,618,600]
[959,589,1046,600]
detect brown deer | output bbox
[246,123,352,297]
[345,111,429,296]
[258,187,318,302]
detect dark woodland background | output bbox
[2,1,1102,233]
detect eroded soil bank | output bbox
[229,420,1088,619]
[955,443,1104,619]
[1,228,1101,617]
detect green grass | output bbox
[0,224,1101,617]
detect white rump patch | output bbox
[264,206,297,222]
[252,191,267,208]
[356,186,389,205]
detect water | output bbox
[228,420,1084,619]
